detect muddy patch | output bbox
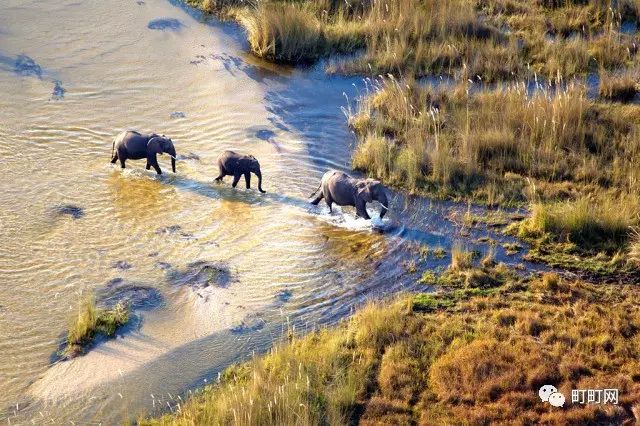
[231,313,265,334]
[155,224,195,239]
[155,261,172,270]
[275,289,293,303]
[100,278,164,311]
[51,204,84,219]
[167,261,233,290]
[177,152,200,161]
[112,260,133,270]
[14,54,42,78]
[147,18,183,31]
[50,80,65,100]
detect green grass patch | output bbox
[63,297,129,358]
[419,250,515,289]
[412,293,455,312]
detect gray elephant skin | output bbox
[215,151,266,193]
[110,130,176,175]
[310,170,389,219]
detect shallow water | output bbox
[0,0,539,423]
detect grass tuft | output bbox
[599,69,639,102]
[239,3,326,63]
[64,297,129,358]
[523,195,638,252]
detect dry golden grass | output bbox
[143,270,640,425]
[239,3,325,63]
[196,0,640,81]
[187,0,254,16]
[450,244,474,271]
[349,78,640,206]
[524,195,640,252]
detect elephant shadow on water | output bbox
[106,172,178,220]
[166,174,311,211]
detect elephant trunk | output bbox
[378,191,389,218]
[169,147,176,173]
[256,170,266,193]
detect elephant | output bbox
[110,130,176,175]
[214,150,266,193]
[309,170,389,219]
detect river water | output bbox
[0,0,536,423]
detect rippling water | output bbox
[0,0,538,423]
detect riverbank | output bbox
[142,264,640,424]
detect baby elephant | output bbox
[215,151,265,193]
[111,130,176,175]
[310,170,389,219]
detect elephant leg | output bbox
[244,173,251,189]
[119,157,126,169]
[310,192,324,205]
[215,165,226,182]
[356,208,371,220]
[148,154,162,175]
[325,195,334,213]
[355,200,371,220]
[111,153,118,164]
[231,172,241,188]
[146,161,151,170]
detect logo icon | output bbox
[539,385,565,407]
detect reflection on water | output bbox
[0,0,540,423]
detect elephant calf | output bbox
[310,170,389,219]
[215,151,265,193]
[110,130,176,175]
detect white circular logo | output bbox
[538,385,557,402]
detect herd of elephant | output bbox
[110,130,389,219]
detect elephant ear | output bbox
[147,137,162,154]
[357,185,373,203]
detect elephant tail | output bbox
[308,181,322,199]
[111,135,116,159]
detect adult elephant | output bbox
[215,150,266,193]
[110,130,176,175]
[309,170,389,219]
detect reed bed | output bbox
[525,195,640,252]
[350,78,640,201]
[191,0,640,80]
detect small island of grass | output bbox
[62,297,129,359]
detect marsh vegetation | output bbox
[192,0,640,79]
